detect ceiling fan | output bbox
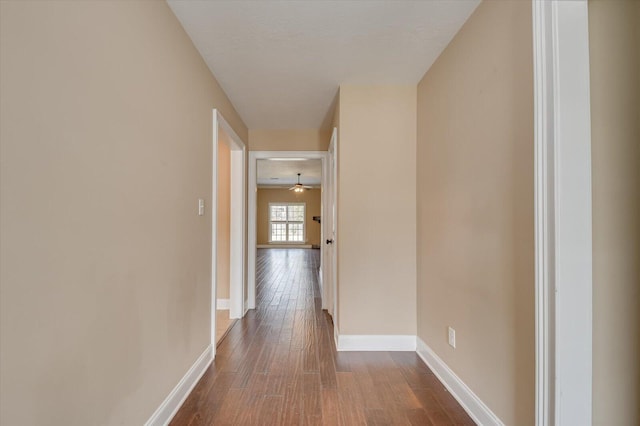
[289,173,312,193]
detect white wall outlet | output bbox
[448,326,456,348]
[198,198,205,216]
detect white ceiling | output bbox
[167,0,480,129]
[257,159,322,187]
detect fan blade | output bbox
[303,186,313,189]
[288,187,295,190]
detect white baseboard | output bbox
[144,345,213,426]
[336,334,416,351]
[257,244,312,249]
[216,298,230,310]
[416,337,504,426]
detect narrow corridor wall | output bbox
[249,129,331,151]
[0,1,247,424]
[337,85,417,337]
[217,139,231,300]
[416,1,534,424]
[589,1,640,423]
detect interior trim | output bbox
[335,334,416,351]
[144,345,213,426]
[416,337,504,426]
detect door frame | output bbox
[211,109,246,353]
[532,1,593,425]
[247,151,329,310]
[327,129,338,330]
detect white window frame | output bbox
[268,202,306,244]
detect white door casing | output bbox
[247,151,329,311]
[322,130,336,315]
[211,109,246,353]
[321,152,330,310]
[327,129,338,332]
[533,1,593,425]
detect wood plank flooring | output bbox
[170,248,474,425]
[216,309,236,346]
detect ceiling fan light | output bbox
[290,173,307,193]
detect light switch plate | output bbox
[448,326,456,348]
[198,198,205,216]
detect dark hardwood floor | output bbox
[170,249,474,425]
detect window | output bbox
[269,203,305,243]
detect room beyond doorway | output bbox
[256,159,322,249]
[247,151,330,316]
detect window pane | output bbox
[288,205,305,222]
[269,203,305,243]
[270,205,287,221]
[288,223,303,242]
[271,223,286,242]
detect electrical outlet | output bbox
[448,326,456,348]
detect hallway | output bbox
[170,249,473,425]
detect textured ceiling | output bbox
[257,159,322,187]
[167,0,480,129]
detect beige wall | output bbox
[589,1,640,424]
[416,2,534,424]
[332,90,340,131]
[256,188,321,246]
[249,128,331,151]
[337,85,417,336]
[216,139,231,300]
[0,1,247,425]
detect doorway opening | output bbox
[247,148,336,330]
[212,110,246,352]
